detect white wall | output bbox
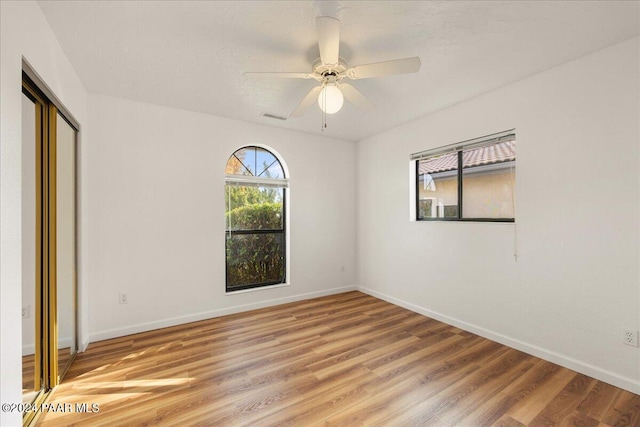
[86,94,357,340]
[0,1,88,425]
[357,37,640,393]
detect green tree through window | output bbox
[225,147,287,291]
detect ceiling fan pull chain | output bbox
[321,87,327,131]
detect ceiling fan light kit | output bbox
[245,16,421,127]
[318,79,344,114]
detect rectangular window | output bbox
[225,184,286,292]
[413,131,515,222]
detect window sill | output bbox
[225,282,290,295]
[415,218,514,223]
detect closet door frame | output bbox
[22,66,79,426]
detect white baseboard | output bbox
[88,285,357,344]
[357,285,640,395]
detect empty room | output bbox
[1,1,639,426]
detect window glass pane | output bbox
[462,141,515,219]
[225,186,283,230]
[258,159,285,179]
[230,148,256,175]
[225,154,252,175]
[417,152,458,219]
[226,233,285,290]
[255,148,281,178]
[264,162,284,179]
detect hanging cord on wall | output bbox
[510,159,518,261]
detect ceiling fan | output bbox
[245,16,421,118]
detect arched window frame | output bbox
[224,145,289,293]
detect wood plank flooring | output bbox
[35,292,639,426]
[23,347,73,403]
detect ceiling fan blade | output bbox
[346,57,421,80]
[316,16,340,65]
[291,86,322,117]
[340,83,374,111]
[244,72,315,79]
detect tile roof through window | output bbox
[418,140,515,175]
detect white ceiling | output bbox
[37,1,639,141]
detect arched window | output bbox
[225,146,288,292]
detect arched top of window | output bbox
[226,146,286,179]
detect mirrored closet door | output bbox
[55,111,77,381]
[21,84,43,407]
[22,72,79,426]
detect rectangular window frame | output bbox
[224,182,287,293]
[413,130,515,223]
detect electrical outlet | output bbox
[22,305,30,319]
[118,293,128,304]
[623,329,639,347]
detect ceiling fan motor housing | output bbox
[312,58,348,82]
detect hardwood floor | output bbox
[36,292,639,426]
[22,353,37,403]
[23,347,74,403]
